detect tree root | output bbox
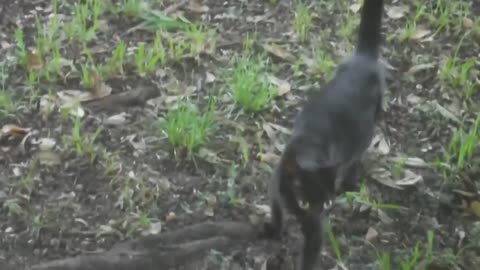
[29,221,261,270]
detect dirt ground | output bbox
[1,0,479,269]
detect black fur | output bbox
[264,1,386,269]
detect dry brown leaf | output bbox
[253,204,271,216]
[26,50,43,71]
[165,212,176,222]
[105,113,128,126]
[262,123,276,140]
[262,43,296,63]
[470,201,480,217]
[406,94,423,105]
[370,168,404,190]
[452,189,476,198]
[365,227,378,242]
[463,17,473,28]
[35,150,61,166]
[1,125,29,138]
[390,156,429,168]
[34,138,56,151]
[349,3,361,13]
[412,26,431,40]
[406,63,435,76]
[369,133,390,155]
[205,72,216,83]
[386,6,409,19]
[88,70,112,98]
[143,221,162,236]
[394,169,423,186]
[377,209,394,224]
[1,41,12,49]
[91,82,112,99]
[187,0,209,13]
[57,90,93,103]
[268,75,291,96]
[259,152,280,165]
[268,123,292,135]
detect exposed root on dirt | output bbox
[29,221,261,270]
[82,86,160,113]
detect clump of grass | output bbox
[293,1,312,43]
[102,40,127,77]
[0,61,16,117]
[228,56,277,113]
[140,9,191,32]
[377,231,435,270]
[134,34,166,77]
[312,45,336,81]
[326,221,343,264]
[398,3,426,41]
[338,1,358,43]
[0,91,16,117]
[184,23,216,57]
[14,28,28,67]
[161,99,216,158]
[438,32,478,99]
[445,115,480,172]
[60,110,103,163]
[439,57,477,99]
[427,0,471,34]
[81,65,96,89]
[65,0,104,43]
[345,182,401,210]
[117,0,146,17]
[166,36,189,61]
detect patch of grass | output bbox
[140,9,191,32]
[102,40,127,77]
[125,212,152,237]
[338,1,358,44]
[439,57,477,99]
[445,114,480,172]
[397,3,426,41]
[377,231,435,270]
[34,0,61,58]
[220,164,245,205]
[378,252,391,270]
[117,0,146,18]
[14,28,28,67]
[134,34,166,77]
[184,23,216,58]
[427,0,471,34]
[166,35,190,61]
[61,111,104,163]
[293,1,312,43]
[0,91,15,117]
[65,0,105,43]
[81,65,96,89]
[391,158,407,179]
[327,221,343,264]
[161,99,216,159]
[228,55,277,113]
[243,32,257,56]
[345,182,402,210]
[311,45,336,81]
[0,61,16,117]
[3,198,26,217]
